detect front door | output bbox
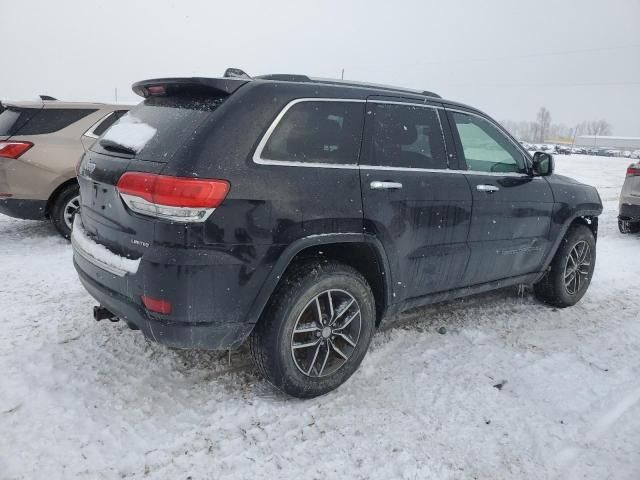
[359,99,472,303]
[446,108,554,285]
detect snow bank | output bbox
[1,154,639,479]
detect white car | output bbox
[619,162,640,233]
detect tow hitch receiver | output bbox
[93,306,119,322]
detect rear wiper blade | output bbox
[99,139,136,156]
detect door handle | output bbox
[476,184,500,193]
[370,181,403,190]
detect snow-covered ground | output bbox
[1,154,639,480]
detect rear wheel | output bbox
[250,261,375,398]
[50,183,80,239]
[618,219,640,234]
[534,224,596,307]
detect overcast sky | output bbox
[2,0,639,135]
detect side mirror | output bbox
[532,151,554,176]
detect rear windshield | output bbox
[93,94,225,162]
[0,106,96,136]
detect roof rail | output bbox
[40,95,57,101]
[421,90,441,98]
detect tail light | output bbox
[627,165,640,177]
[0,141,33,159]
[116,172,230,222]
[141,295,172,314]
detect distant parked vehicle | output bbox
[556,145,572,155]
[619,162,640,234]
[631,150,640,159]
[623,151,631,158]
[0,99,131,237]
[571,147,586,154]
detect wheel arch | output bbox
[538,212,599,278]
[45,177,79,218]
[247,234,394,328]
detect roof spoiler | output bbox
[131,77,250,98]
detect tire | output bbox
[249,260,376,398]
[50,183,80,239]
[534,224,596,308]
[618,219,640,234]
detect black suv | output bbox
[72,72,602,398]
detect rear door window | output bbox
[260,100,365,164]
[95,95,225,162]
[17,109,97,135]
[367,103,447,169]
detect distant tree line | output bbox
[501,107,612,143]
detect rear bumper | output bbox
[71,216,260,350]
[75,265,253,349]
[619,202,640,221]
[0,198,47,220]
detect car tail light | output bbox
[141,295,172,314]
[116,172,230,222]
[0,141,33,159]
[626,165,640,176]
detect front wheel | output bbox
[50,183,80,239]
[534,224,596,307]
[250,261,375,398]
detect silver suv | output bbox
[619,162,640,233]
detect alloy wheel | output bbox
[563,240,591,295]
[290,289,362,378]
[63,195,81,231]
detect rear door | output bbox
[360,98,472,302]
[446,108,554,284]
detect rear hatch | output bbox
[77,77,247,259]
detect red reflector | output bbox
[0,141,33,159]
[141,295,172,314]
[146,85,166,96]
[117,172,230,208]
[627,166,640,176]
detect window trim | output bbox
[251,98,537,178]
[83,111,115,139]
[252,98,366,169]
[446,107,533,176]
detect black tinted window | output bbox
[0,107,40,136]
[369,104,447,169]
[91,110,128,137]
[95,95,224,162]
[261,101,364,164]
[17,108,97,135]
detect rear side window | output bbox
[260,101,365,164]
[18,109,97,135]
[0,107,40,136]
[90,110,128,137]
[95,95,225,162]
[368,103,447,169]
